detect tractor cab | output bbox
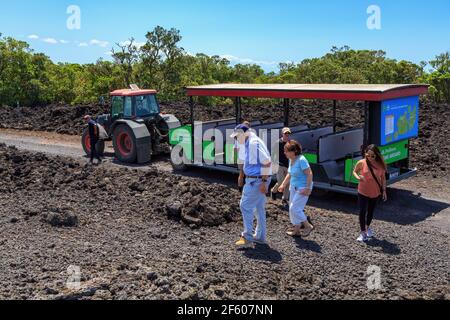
[109,89,160,121]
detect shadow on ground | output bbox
[294,238,322,254]
[366,237,401,255]
[308,187,450,226]
[241,244,283,264]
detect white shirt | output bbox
[244,132,272,176]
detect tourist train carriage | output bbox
[169,84,429,195]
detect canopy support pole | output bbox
[235,97,242,124]
[189,96,195,164]
[283,98,290,127]
[333,100,337,133]
[363,101,369,148]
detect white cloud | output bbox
[220,54,277,66]
[60,40,70,44]
[28,34,39,40]
[43,38,59,44]
[90,39,109,47]
[119,40,145,48]
[78,42,88,47]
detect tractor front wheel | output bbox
[81,128,105,156]
[113,125,137,163]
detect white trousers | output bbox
[289,187,310,225]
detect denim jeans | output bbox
[239,178,271,242]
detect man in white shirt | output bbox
[231,124,272,247]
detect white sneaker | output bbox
[357,232,368,243]
[367,228,374,238]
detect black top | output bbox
[277,138,289,167]
[88,120,99,140]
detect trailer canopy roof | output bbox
[111,89,157,97]
[185,84,429,101]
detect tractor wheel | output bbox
[113,125,137,163]
[170,144,189,171]
[81,128,105,156]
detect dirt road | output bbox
[0,129,82,158]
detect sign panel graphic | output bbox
[380,96,419,146]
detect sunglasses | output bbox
[366,153,376,159]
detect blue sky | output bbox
[1,0,449,72]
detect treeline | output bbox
[0,26,449,107]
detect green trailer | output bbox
[169,84,429,195]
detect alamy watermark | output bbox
[66,265,81,290]
[367,265,382,290]
[67,5,81,30]
[367,5,381,30]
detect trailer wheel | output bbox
[113,125,137,163]
[81,128,105,156]
[170,144,189,171]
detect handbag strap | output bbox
[366,160,383,195]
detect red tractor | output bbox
[81,86,181,164]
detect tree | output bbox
[111,38,139,87]
[421,52,450,102]
[0,35,48,106]
[0,32,448,107]
[139,26,186,100]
